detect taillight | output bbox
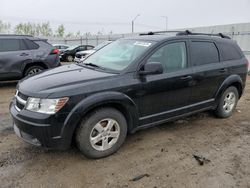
[51,49,59,54]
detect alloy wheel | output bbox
[223,92,236,113]
[89,118,120,151]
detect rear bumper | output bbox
[10,101,72,150]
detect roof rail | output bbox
[176,30,231,39]
[139,30,183,36]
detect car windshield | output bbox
[81,39,154,71]
[93,41,112,50]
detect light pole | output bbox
[161,16,168,31]
[132,14,140,33]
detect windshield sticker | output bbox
[134,41,152,47]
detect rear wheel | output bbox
[66,55,73,62]
[24,66,44,77]
[215,86,239,118]
[76,108,127,159]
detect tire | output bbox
[76,107,127,159]
[24,65,44,77]
[215,86,239,118]
[66,55,73,62]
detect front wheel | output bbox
[76,108,127,159]
[215,86,239,118]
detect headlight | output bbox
[25,97,69,114]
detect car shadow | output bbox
[0,81,18,88]
[4,111,215,163]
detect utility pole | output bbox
[161,16,168,31]
[132,14,140,33]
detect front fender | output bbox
[60,91,139,145]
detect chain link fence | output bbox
[47,33,138,46]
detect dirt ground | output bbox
[0,77,250,188]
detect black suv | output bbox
[10,31,248,159]
[60,45,94,62]
[0,35,60,81]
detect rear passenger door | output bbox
[189,40,226,109]
[0,38,32,80]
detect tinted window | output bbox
[218,43,242,61]
[25,39,39,50]
[191,41,219,66]
[34,40,52,49]
[147,42,187,73]
[0,39,28,52]
[87,46,94,50]
[78,46,86,51]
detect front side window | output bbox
[82,39,154,71]
[0,39,28,52]
[147,42,187,73]
[191,41,219,66]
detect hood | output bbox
[18,64,116,97]
[77,50,96,55]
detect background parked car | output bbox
[52,44,69,54]
[74,41,113,63]
[60,45,94,62]
[0,34,60,81]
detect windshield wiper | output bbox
[84,63,99,68]
[83,63,105,69]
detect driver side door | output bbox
[138,40,194,126]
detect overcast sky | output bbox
[1,0,250,34]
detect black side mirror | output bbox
[139,62,163,75]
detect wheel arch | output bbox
[60,92,140,147]
[215,74,244,102]
[22,61,48,76]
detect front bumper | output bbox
[10,101,72,150]
[74,57,81,63]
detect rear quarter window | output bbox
[25,39,39,50]
[34,40,52,49]
[191,41,219,66]
[217,42,242,61]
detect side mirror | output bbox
[139,62,163,75]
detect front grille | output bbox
[15,91,28,111]
[17,92,28,100]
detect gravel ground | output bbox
[0,76,250,188]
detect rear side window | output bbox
[78,46,86,51]
[218,43,242,61]
[24,39,39,50]
[87,46,94,50]
[191,41,219,66]
[0,39,28,52]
